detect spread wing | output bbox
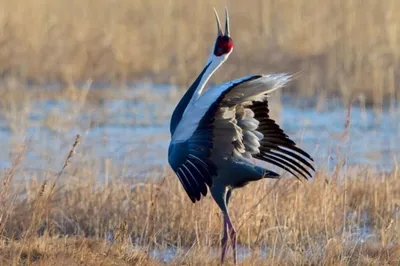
[211,74,314,180]
[168,75,262,202]
[168,98,219,203]
[169,73,314,203]
[199,74,314,180]
[250,100,314,179]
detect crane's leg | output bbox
[221,189,231,264]
[211,185,236,264]
[221,214,229,263]
[224,189,237,264]
[223,211,237,264]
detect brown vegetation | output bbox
[0,139,399,265]
[0,0,399,104]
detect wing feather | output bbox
[169,73,314,203]
[206,74,314,180]
[169,75,262,202]
[251,100,314,180]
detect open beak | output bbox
[213,7,230,37]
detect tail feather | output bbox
[228,160,280,188]
[262,168,280,179]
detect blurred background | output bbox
[0,0,399,103]
[0,0,398,178]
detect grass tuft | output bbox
[0,152,399,265]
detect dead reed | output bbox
[0,0,399,105]
[0,141,399,265]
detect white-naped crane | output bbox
[168,8,314,264]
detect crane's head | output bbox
[211,8,233,61]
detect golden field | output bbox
[0,0,399,104]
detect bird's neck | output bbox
[169,57,224,135]
[185,58,224,111]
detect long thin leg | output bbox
[225,189,237,264]
[223,211,237,264]
[221,214,229,264]
[211,187,236,264]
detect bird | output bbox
[168,8,315,265]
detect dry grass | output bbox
[0,140,399,265]
[0,0,399,104]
